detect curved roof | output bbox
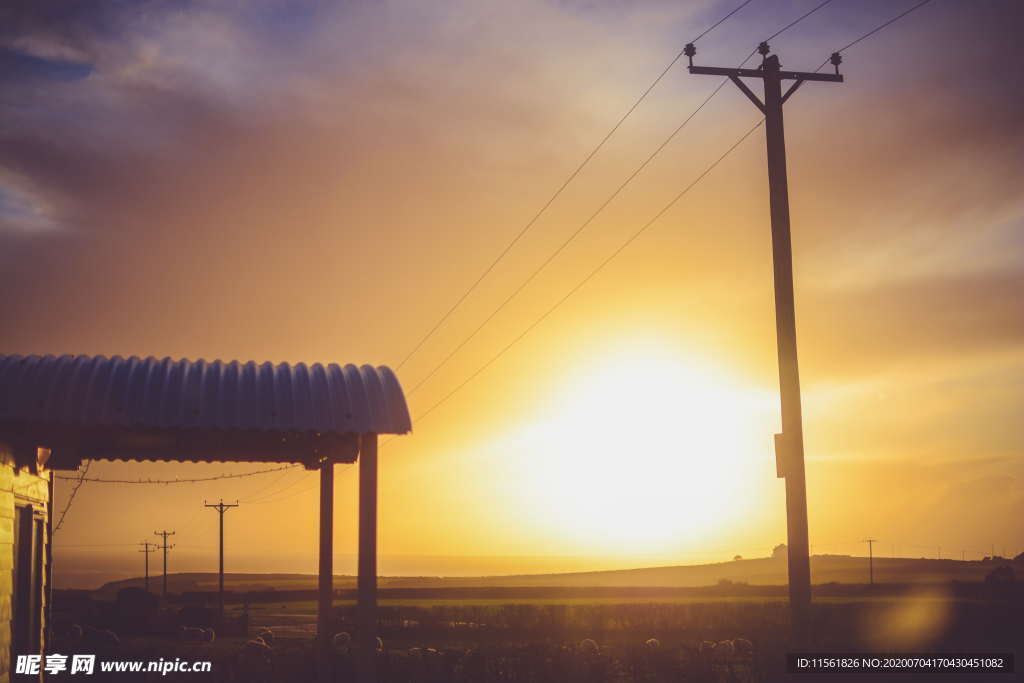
[0,355,411,436]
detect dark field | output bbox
[51,581,1022,683]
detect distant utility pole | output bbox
[138,541,158,593]
[961,550,965,562]
[686,41,843,639]
[864,539,877,586]
[204,499,239,618]
[154,530,176,598]
[938,546,942,560]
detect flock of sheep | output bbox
[229,628,756,682]
[57,623,756,681]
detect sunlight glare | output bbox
[510,345,773,555]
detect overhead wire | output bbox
[393,0,759,374]
[238,465,310,503]
[813,0,934,71]
[389,119,764,440]
[53,463,301,485]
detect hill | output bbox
[96,554,1017,597]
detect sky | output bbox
[1,0,1022,588]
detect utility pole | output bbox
[863,539,877,586]
[154,530,176,598]
[686,41,842,639]
[138,541,158,593]
[205,499,239,618]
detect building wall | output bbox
[0,444,50,683]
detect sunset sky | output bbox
[1,0,1022,588]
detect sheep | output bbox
[578,638,600,656]
[733,637,754,656]
[376,636,385,653]
[332,631,352,654]
[644,637,661,649]
[715,640,736,657]
[256,628,273,647]
[699,640,718,654]
[179,626,206,642]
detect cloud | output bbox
[0,170,61,234]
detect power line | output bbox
[813,0,935,71]
[405,73,744,397]
[240,467,313,503]
[54,459,91,533]
[393,0,758,374]
[764,0,836,43]
[401,120,764,433]
[53,463,301,485]
[402,3,840,400]
[245,468,351,505]
[243,470,317,504]
[834,0,933,55]
[237,465,302,502]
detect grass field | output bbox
[52,580,1021,682]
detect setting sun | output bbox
[498,344,774,555]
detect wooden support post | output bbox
[357,433,379,683]
[317,459,334,682]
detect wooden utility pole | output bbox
[864,538,877,585]
[686,42,843,639]
[154,530,175,598]
[204,499,239,618]
[139,541,158,593]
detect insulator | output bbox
[830,52,842,66]
[757,41,770,56]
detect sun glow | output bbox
[504,344,774,555]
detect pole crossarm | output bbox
[781,79,805,104]
[688,65,843,82]
[728,76,765,113]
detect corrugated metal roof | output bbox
[0,355,411,436]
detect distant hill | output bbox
[96,555,1016,597]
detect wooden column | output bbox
[317,459,334,682]
[357,433,378,683]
